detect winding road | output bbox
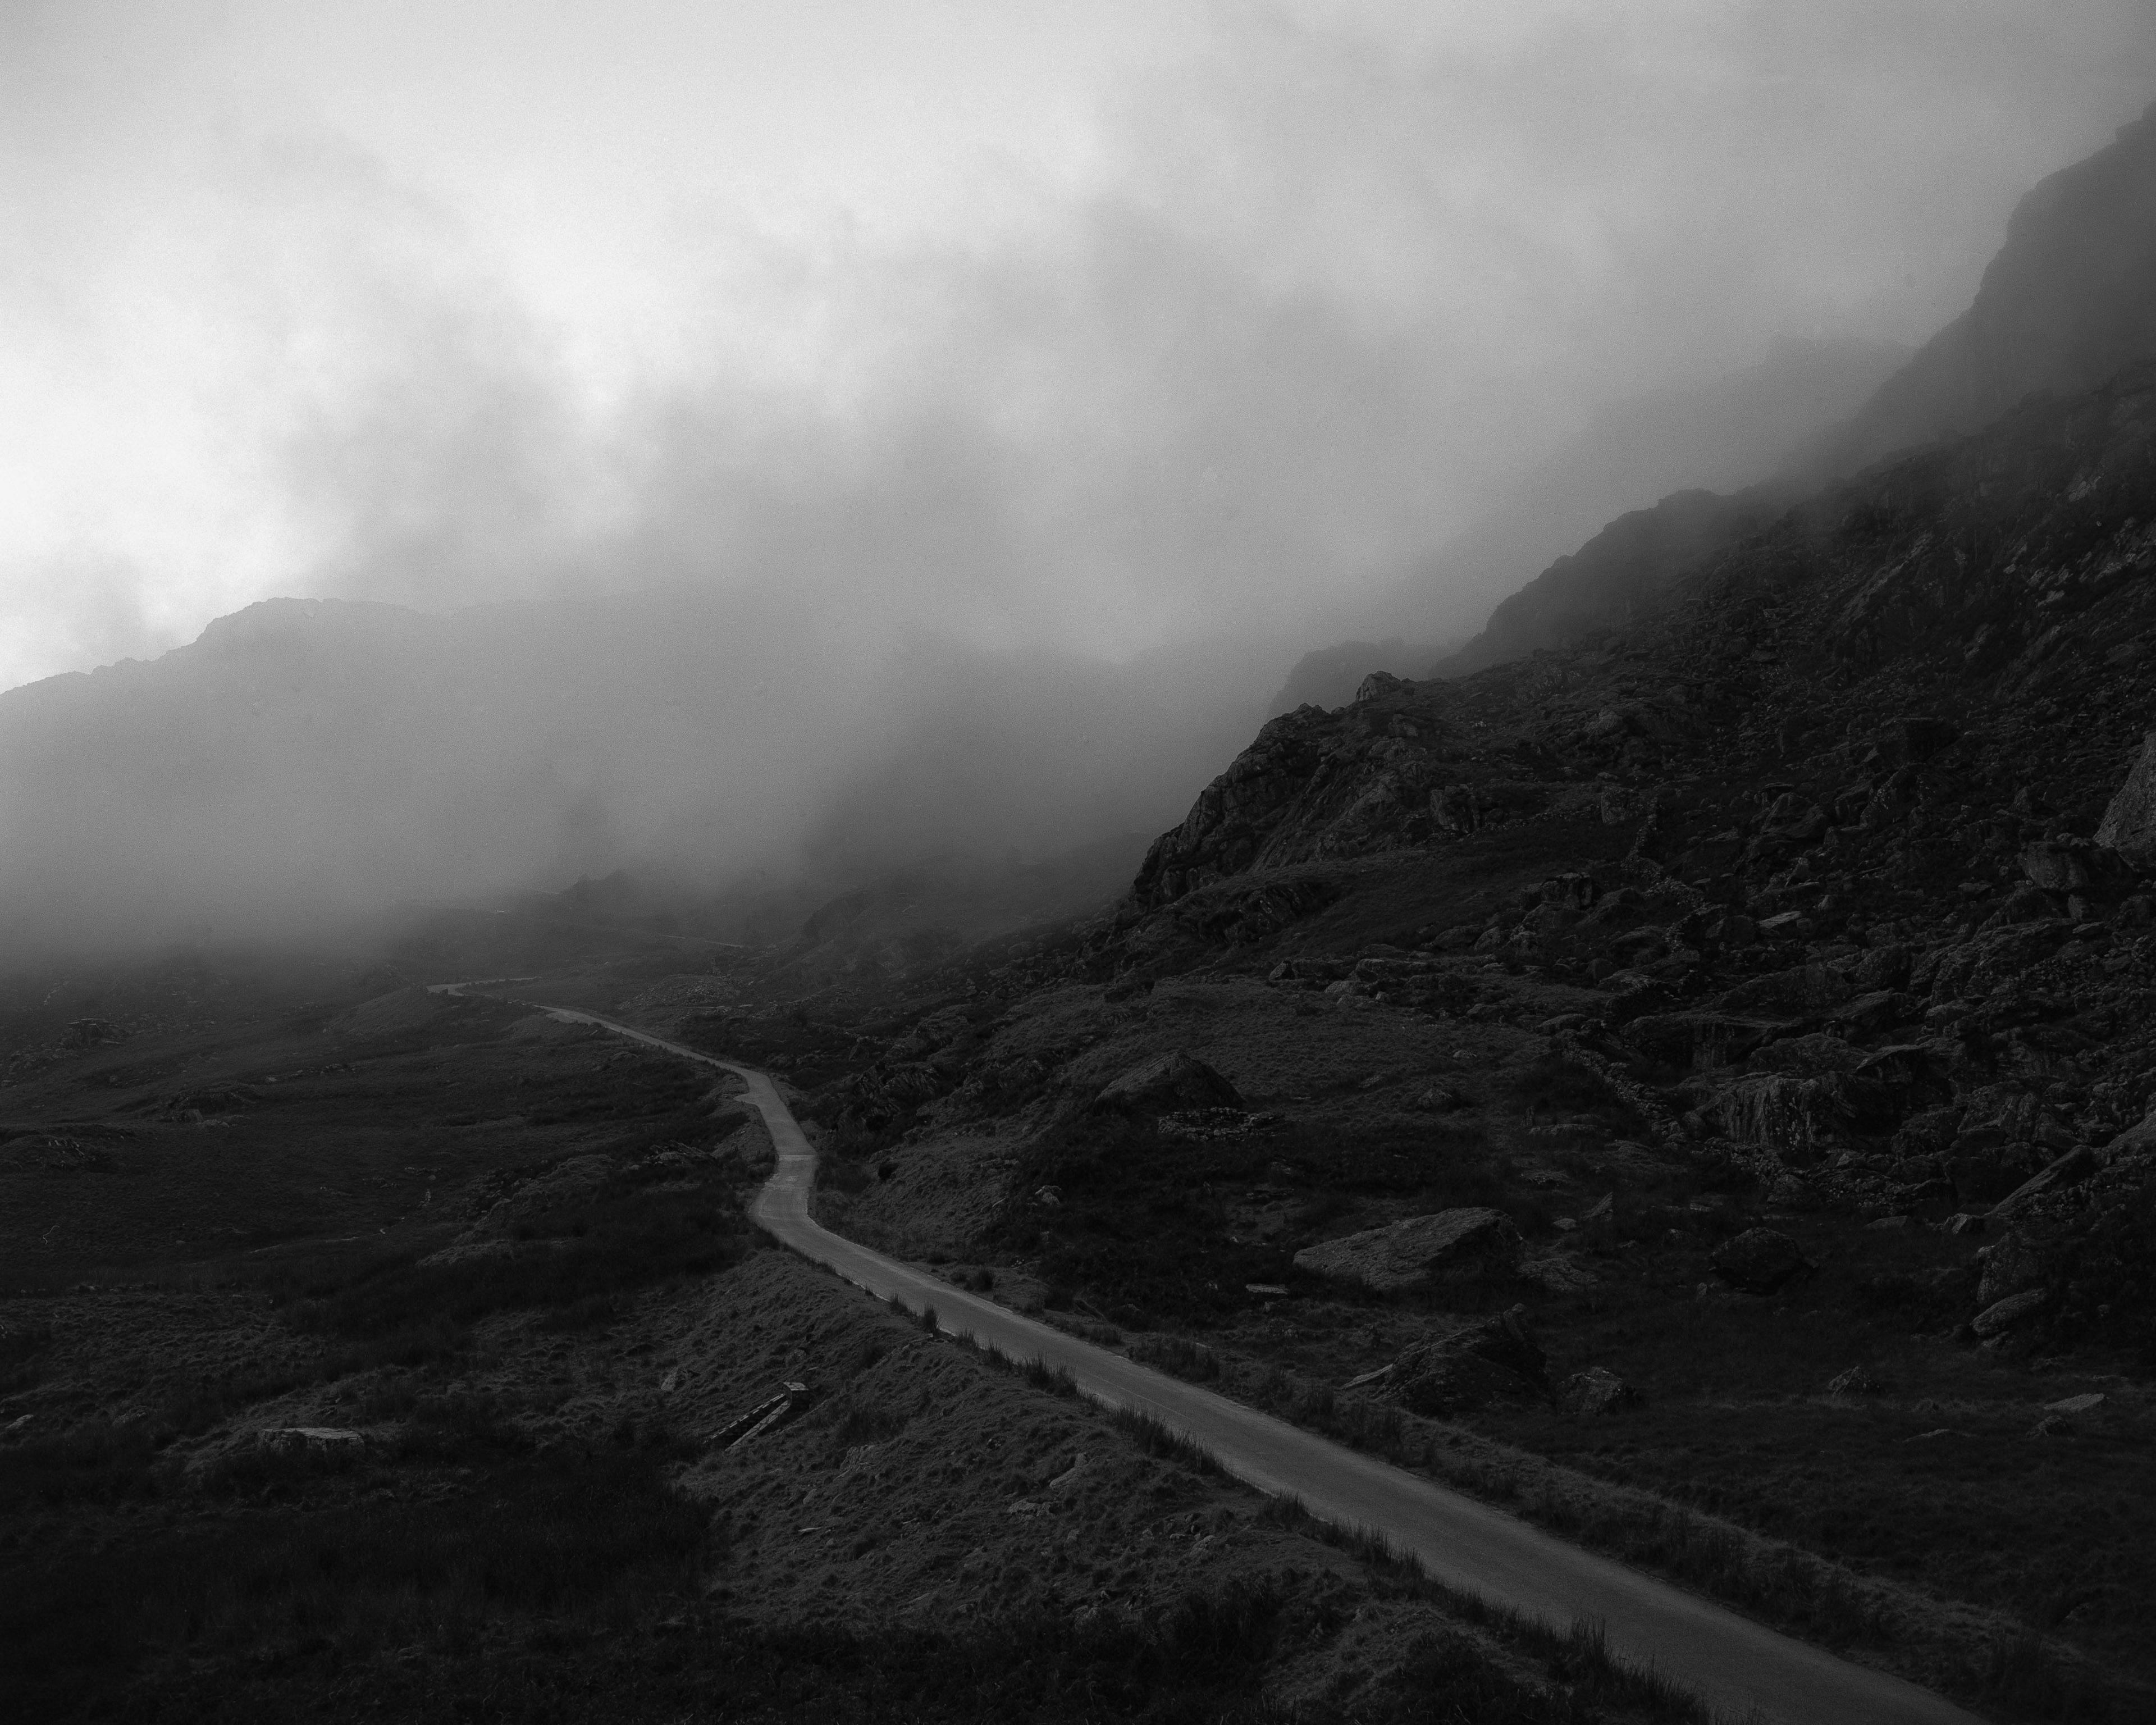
[446,988,1984,1725]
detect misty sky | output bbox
[5,0,2154,694]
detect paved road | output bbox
[453,990,1984,1725]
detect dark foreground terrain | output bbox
[1,959,1715,1723]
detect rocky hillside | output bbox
[1145,359,2156,908]
[1104,358,2156,1344]
[1363,336,1910,657]
[1430,486,1783,677]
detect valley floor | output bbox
[0,955,1709,1723]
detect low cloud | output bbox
[3,4,2154,953]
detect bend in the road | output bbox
[438,985,1985,1725]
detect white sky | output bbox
[4,0,2153,690]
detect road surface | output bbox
[448,988,1984,1725]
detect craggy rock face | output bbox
[1807,98,2156,480]
[2096,733,2156,862]
[1136,364,2156,923]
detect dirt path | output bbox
[443,987,1982,1725]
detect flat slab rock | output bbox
[1292,1207,1520,1292]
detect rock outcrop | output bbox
[1709,1228,1816,1296]
[1560,1367,1641,1416]
[2095,731,2156,862]
[1386,1307,1548,1415]
[1292,1208,1520,1293]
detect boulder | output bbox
[1851,944,1914,991]
[1709,1227,1816,1295]
[2019,841,2094,894]
[2102,1110,2156,1161]
[2094,730,2156,862]
[1388,1307,1546,1415]
[1517,1255,1600,1294]
[1292,1207,1520,1292]
[1972,1288,2049,1338]
[1717,964,1853,1015]
[1828,989,1903,1040]
[1560,1366,1641,1416]
[1826,1366,1881,1397]
[1989,1146,2095,1220]
[1093,1051,1244,1115]
[1975,1230,2048,1307]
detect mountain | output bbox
[1423,100,2156,679]
[1361,336,1910,658]
[0,590,1280,958]
[1795,98,2156,481]
[1265,637,1458,715]
[802,635,1275,873]
[1136,360,2156,915]
[1428,486,1783,677]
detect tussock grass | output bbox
[1107,1405,1227,1477]
[1250,1367,1904,1651]
[951,1333,1083,1400]
[1018,1354,1081,1398]
[1258,1493,1714,1723]
[1238,1356,2156,1722]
